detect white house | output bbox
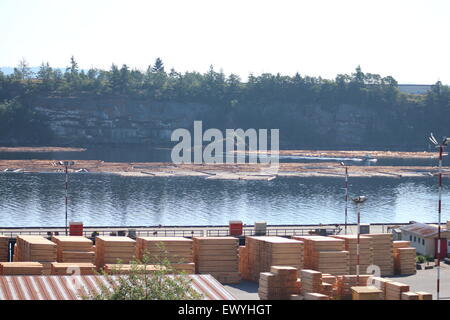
[399,222,450,258]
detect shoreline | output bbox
[0,159,449,179]
[0,146,86,152]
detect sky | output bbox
[0,0,449,84]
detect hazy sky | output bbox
[1,0,449,84]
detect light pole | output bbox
[428,133,450,300]
[58,161,75,235]
[340,162,349,234]
[352,195,367,284]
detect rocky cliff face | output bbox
[32,97,384,148]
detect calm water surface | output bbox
[0,172,449,227]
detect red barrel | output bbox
[69,222,83,236]
[229,220,243,236]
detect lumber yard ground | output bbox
[224,263,450,300]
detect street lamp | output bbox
[352,195,367,284]
[340,162,349,234]
[58,161,75,235]
[428,133,450,300]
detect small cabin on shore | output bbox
[400,222,450,258]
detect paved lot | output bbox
[225,263,450,300]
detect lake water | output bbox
[0,172,449,227]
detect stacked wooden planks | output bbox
[293,236,348,275]
[14,236,57,275]
[258,266,301,300]
[0,236,8,262]
[95,236,136,269]
[401,292,419,300]
[193,237,240,284]
[331,235,373,275]
[50,262,96,275]
[393,241,416,275]
[336,275,371,299]
[239,246,249,279]
[416,291,433,300]
[385,281,410,300]
[300,269,322,293]
[135,237,195,273]
[368,276,392,299]
[0,262,43,275]
[244,236,303,282]
[366,233,394,276]
[51,236,95,263]
[103,263,166,275]
[351,286,383,300]
[304,292,329,300]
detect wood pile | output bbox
[193,237,240,284]
[351,286,383,300]
[300,269,322,293]
[135,237,194,273]
[0,262,43,275]
[51,236,95,263]
[239,246,249,279]
[416,291,433,300]
[293,235,348,275]
[0,236,8,262]
[258,266,301,300]
[393,241,416,275]
[14,236,57,275]
[50,262,96,275]
[104,263,166,275]
[95,236,136,269]
[366,233,394,276]
[244,236,303,282]
[304,292,329,300]
[385,281,410,300]
[368,276,392,299]
[401,292,419,300]
[336,274,371,299]
[331,235,373,275]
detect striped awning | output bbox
[0,274,236,300]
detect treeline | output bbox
[0,57,449,147]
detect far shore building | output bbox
[399,222,450,258]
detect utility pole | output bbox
[58,161,75,235]
[428,133,450,300]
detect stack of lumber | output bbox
[258,266,301,300]
[401,292,419,300]
[104,263,166,275]
[0,236,8,262]
[368,276,392,299]
[366,233,394,276]
[239,246,249,279]
[245,236,303,282]
[385,281,410,300]
[51,236,95,263]
[304,292,330,300]
[95,236,136,269]
[50,262,96,275]
[300,269,322,293]
[331,235,373,275]
[393,241,416,275]
[336,275,371,299]
[14,235,57,275]
[293,236,346,273]
[351,286,383,300]
[416,291,433,300]
[193,237,240,284]
[135,237,194,273]
[0,262,43,275]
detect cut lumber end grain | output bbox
[401,291,419,300]
[304,292,330,300]
[416,291,433,300]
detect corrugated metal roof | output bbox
[0,275,236,300]
[399,222,439,237]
